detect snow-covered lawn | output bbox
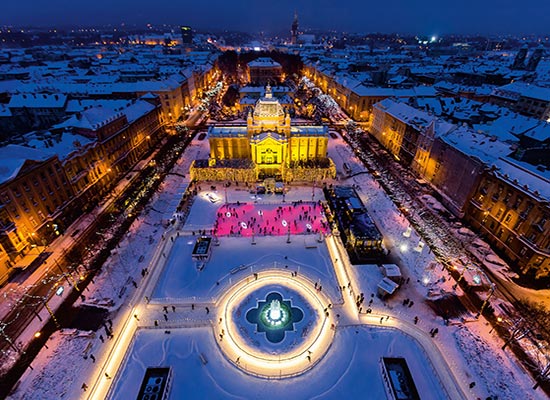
[152,235,342,305]
[109,325,448,400]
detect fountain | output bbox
[246,292,304,343]
[268,300,282,322]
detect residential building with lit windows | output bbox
[52,97,163,208]
[466,160,550,278]
[0,98,164,284]
[371,99,453,167]
[0,146,73,285]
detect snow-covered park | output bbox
[7,132,548,400]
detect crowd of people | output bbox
[213,201,329,237]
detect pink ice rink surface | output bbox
[214,202,329,237]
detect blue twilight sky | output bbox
[1,0,548,34]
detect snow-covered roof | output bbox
[25,131,94,160]
[54,106,125,132]
[247,57,282,68]
[493,158,550,201]
[8,93,67,108]
[492,81,550,102]
[208,126,248,137]
[351,85,436,98]
[0,103,12,117]
[123,100,156,123]
[65,99,131,113]
[439,125,513,165]
[0,144,54,185]
[374,99,441,132]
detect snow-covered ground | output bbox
[108,325,448,400]
[152,235,342,304]
[8,131,549,400]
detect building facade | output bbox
[0,99,164,285]
[466,160,550,278]
[191,86,335,183]
[246,58,283,86]
[0,146,74,284]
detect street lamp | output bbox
[34,331,48,348]
[489,316,503,334]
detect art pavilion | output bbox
[191,86,336,183]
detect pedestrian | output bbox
[99,335,104,343]
[408,301,414,308]
[134,314,140,321]
[191,304,195,310]
[82,383,88,391]
[172,305,176,312]
[105,373,111,379]
[206,307,210,314]
[132,280,137,288]
[380,317,384,324]
[469,381,476,389]
[163,306,168,313]
[386,315,389,321]
[164,314,168,321]
[155,320,159,327]
[433,328,439,336]
[414,316,419,325]
[90,354,96,363]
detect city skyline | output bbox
[2,0,550,35]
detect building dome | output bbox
[253,98,285,119]
[253,85,285,120]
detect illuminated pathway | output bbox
[86,223,468,399]
[215,269,336,378]
[325,234,468,399]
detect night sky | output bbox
[1,0,548,34]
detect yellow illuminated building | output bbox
[191,86,335,182]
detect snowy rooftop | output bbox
[247,57,282,68]
[8,93,67,108]
[65,99,132,114]
[375,98,434,128]
[493,81,550,101]
[0,144,54,185]
[439,125,513,165]
[55,106,125,132]
[474,111,548,143]
[25,131,94,160]
[493,157,550,201]
[55,100,155,131]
